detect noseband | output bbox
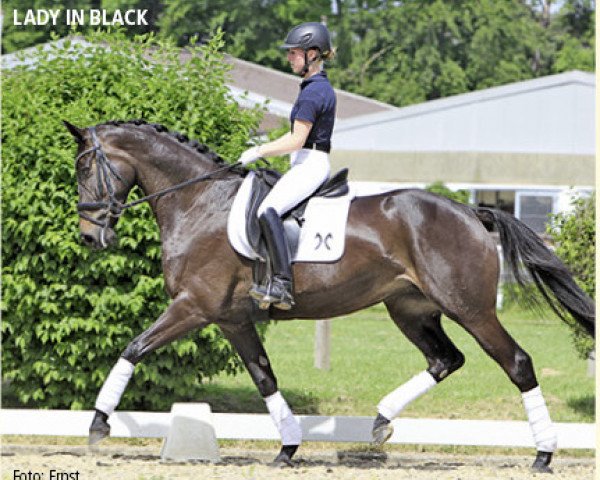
[76,127,241,246]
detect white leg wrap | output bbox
[264,391,302,446]
[522,386,557,452]
[377,371,437,420]
[95,358,135,415]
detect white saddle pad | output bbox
[227,171,354,263]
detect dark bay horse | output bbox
[65,119,594,471]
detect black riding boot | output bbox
[249,208,294,310]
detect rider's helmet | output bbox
[280,22,332,59]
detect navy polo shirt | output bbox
[290,71,336,151]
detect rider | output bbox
[238,22,337,310]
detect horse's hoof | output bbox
[371,413,393,446]
[269,445,298,468]
[88,409,110,445]
[531,451,553,474]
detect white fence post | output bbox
[496,244,504,310]
[314,319,331,370]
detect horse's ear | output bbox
[63,120,86,143]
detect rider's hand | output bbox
[239,146,262,166]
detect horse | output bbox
[64,119,594,471]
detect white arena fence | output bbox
[1,408,594,449]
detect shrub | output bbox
[548,193,595,358]
[2,30,265,410]
[425,181,471,204]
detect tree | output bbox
[2,30,264,410]
[2,0,88,53]
[327,0,555,105]
[548,193,595,358]
[551,0,595,72]
[1,0,162,53]
[2,1,595,106]
[156,0,331,71]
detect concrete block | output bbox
[160,403,220,463]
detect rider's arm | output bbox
[257,120,312,158]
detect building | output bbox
[330,71,595,233]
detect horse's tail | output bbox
[474,207,595,337]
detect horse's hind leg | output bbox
[220,321,301,467]
[373,288,465,444]
[89,292,208,444]
[459,310,557,472]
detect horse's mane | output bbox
[100,119,244,173]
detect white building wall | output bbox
[333,72,595,155]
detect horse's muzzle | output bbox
[80,227,117,249]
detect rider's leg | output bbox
[250,151,329,308]
[258,150,330,216]
[257,207,294,309]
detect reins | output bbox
[76,126,240,246]
[120,162,240,209]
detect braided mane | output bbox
[100,119,236,168]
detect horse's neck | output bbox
[133,146,215,199]
[147,169,237,233]
[117,128,242,255]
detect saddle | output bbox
[245,167,350,260]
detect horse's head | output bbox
[64,121,136,249]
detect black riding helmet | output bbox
[280,22,332,75]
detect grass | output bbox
[198,303,594,423]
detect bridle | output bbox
[75,126,240,247]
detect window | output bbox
[474,190,515,214]
[515,192,556,233]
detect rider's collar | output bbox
[301,70,328,87]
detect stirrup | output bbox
[262,277,294,310]
[249,283,271,310]
[264,293,294,311]
[249,283,266,301]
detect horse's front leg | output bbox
[221,321,302,467]
[89,291,208,444]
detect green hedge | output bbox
[425,181,471,204]
[549,193,595,358]
[2,30,266,410]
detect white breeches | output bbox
[257,149,330,217]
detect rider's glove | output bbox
[239,146,262,166]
